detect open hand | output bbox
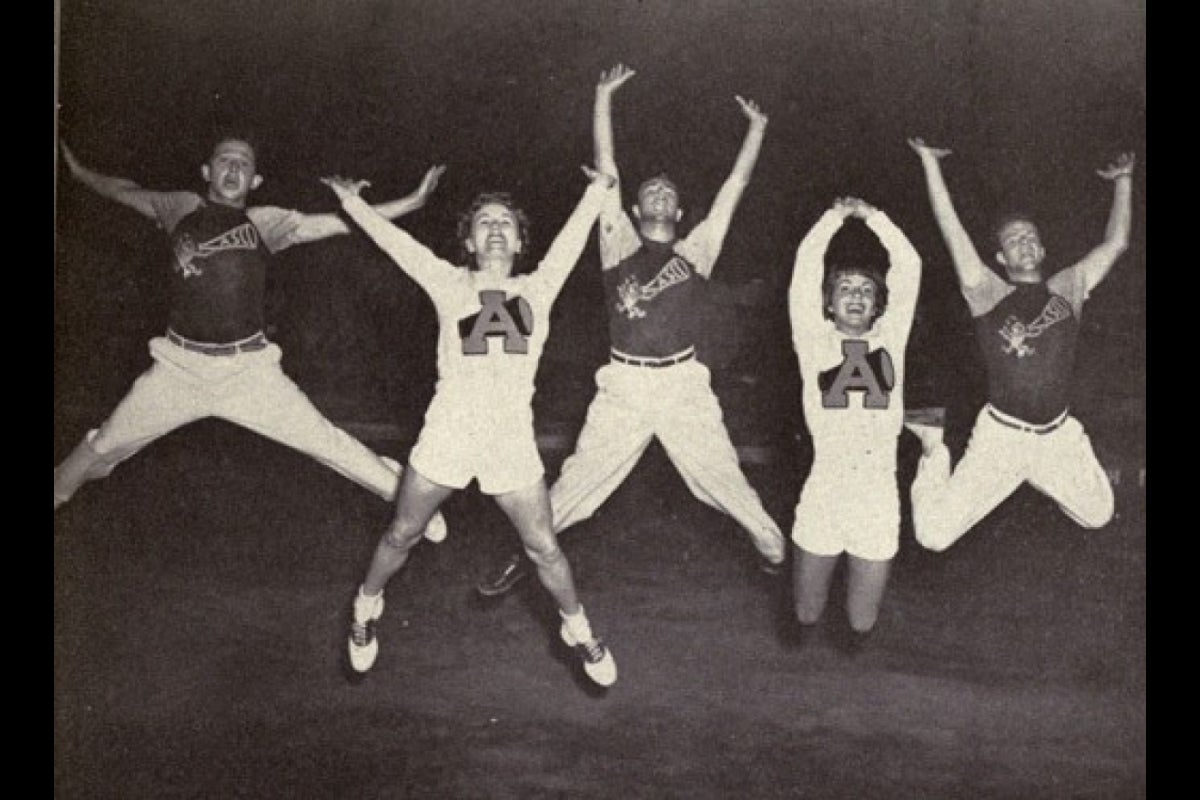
[319,175,371,201]
[598,64,636,95]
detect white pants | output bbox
[54,336,401,506]
[548,359,786,563]
[911,405,1115,552]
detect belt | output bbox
[167,329,269,356]
[610,346,695,368]
[986,405,1067,435]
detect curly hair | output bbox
[822,266,889,321]
[456,192,532,271]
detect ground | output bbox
[52,418,1144,799]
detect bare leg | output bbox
[845,556,892,633]
[494,478,580,613]
[793,547,839,625]
[362,467,454,595]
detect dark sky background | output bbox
[53,0,1146,437]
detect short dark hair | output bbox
[456,192,532,271]
[992,212,1039,248]
[823,266,889,321]
[208,125,261,166]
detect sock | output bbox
[354,585,383,623]
[560,605,594,643]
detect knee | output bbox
[1077,498,1115,530]
[524,542,566,571]
[847,610,879,635]
[381,516,426,550]
[793,601,824,627]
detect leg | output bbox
[845,556,892,634]
[1027,418,1115,529]
[793,548,839,625]
[476,372,653,597]
[494,479,617,687]
[348,466,453,673]
[55,344,206,509]
[655,363,786,565]
[909,410,1027,552]
[213,350,400,502]
[548,369,656,533]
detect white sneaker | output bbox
[560,623,617,687]
[348,590,384,673]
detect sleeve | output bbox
[245,206,309,254]
[339,195,456,297]
[596,179,642,269]
[529,180,614,301]
[148,192,204,234]
[788,210,844,354]
[674,217,719,279]
[865,211,922,343]
[1046,264,1090,318]
[961,269,1014,317]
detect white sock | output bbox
[560,605,594,643]
[354,586,383,622]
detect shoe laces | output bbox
[350,619,374,648]
[577,637,608,664]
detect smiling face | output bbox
[995,218,1046,283]
[632,176,682,225]
[463,201,524,270]
[201,138,262,208]
[826,270,881,335]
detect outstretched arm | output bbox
[535,166,619,298]
[789,199,852,345]
[321,173,453,295]
[907,137,991,291]
[1066,152,1135,294]
[593,64,635,180]
[856,199,922,337]
[60,141,162,221]
[701,96,769,254]
[293,165,445,244]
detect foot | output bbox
[475,552,530,597]
[348,590,384,673]
[423,511,449,544]
[904,407,946,454]
[757,555,786,577]
[560,623,618,687]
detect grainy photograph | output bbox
[54,1,1145,797]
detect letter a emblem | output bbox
[460,290,533,355]
[820,340,894,409]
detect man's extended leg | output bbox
[213,345,447,538]
[908,408,1026,552]
[1027,417,1115,529]
[55,340,206,510]
[654,362,786,566]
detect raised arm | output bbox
[702,96,769,249]
[789,200,851,344]
[292,165,445,244]
[321,174,453,295]
[533,166,618,298]
[858,200,922,337]
[593,64,635,180]
[907,137,991,290]
[60,141,162,221]
[1066,152,1135,294]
